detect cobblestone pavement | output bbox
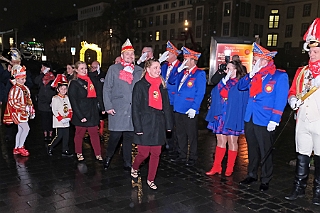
[1,92,320,212]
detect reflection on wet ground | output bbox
[0,104,319,212]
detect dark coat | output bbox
[34,72,56,111]
[68,76,105,127]
[132,77,173,146]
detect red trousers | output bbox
[74,126,101,156]
[132,145,161,181]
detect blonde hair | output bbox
[72,61,87,80]
[141,59,166,88]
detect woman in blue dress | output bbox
[205,60,248,176]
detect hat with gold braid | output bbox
[303,18,320,51]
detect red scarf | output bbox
[219,78,238,99]
[250,61,276,97]
[309,59,320,78]
[119,59,134,84]
[145,72,162,110]
[43,72,55,86]
[77,75,97,98]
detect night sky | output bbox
[0,0,163,31]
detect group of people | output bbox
[2,18,320,203]
[204,17,320,206]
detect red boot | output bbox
[225,150,238,176]
[99,120,105,136]
[206,146,226,175]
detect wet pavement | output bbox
[1,96,320,212]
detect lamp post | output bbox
[109,28,112,63]
[184,20,189,46]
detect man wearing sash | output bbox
[285,18,320,205]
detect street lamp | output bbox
[184,20,189,46]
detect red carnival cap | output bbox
[252,42,277,61]
[181,46,201,60]
[303,18,320,51]
[166,41,181,56]
[51,74,68,88]
[121,39,134,53]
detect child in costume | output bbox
[47,74,73,157]
[3,65,35,157]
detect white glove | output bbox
[137,52,148,65]
[186,108,196,119]
[222,71,232,85]
[158,51,169,64]
[249,59,261,78]
[288,96,303,110]
[315,76,320,87]
[177,59,189,73]
[267,121,278,132]
[43,68,50,74]
[26,105,30,113]
[61,118,70,124]
[123,66,133,73]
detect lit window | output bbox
[269,10,279,29]
[224,3,231,16]
[156,31,160,41]
[267,34,278,47]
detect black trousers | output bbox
[166,105,178,151]
[175,112,198,160]
[48,128,69,152]
[39,110,53,133]
[244,119,275,184]
[106,131,133,167]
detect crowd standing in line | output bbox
[6,35,320,207]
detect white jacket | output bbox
[51,94,72,128]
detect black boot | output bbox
[104,156,111,170]
[285,154,310,200]
[312,155,320,205]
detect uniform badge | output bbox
[153,91,159,99]
[187,79,194,88]
[265,84,274,93]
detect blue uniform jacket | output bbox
[238,70,289,126]
[161,61,181,105]
[168,66,206,114]
[206,79,249,132]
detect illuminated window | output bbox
[224,3,231,16]
[269,10,279,29]
[156,31,160,41]
[267,34,278,47]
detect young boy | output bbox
[48,74,73,157]
[3,65,35,157]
